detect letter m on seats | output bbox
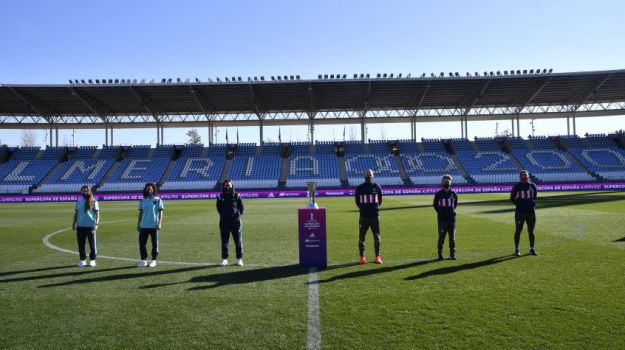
[61,160,107,181]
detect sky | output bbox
[1,0,624,147]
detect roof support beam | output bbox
[189,85,217,121]
[70,88,110,122]
[7,87,56,123]
[306,82,317,119]
[513,78,551,113]
[248,84,265,118]
[573,73,613,110]
[129,86,163,122]
[463,80,492,115]
[407,81,431,117]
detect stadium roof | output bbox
[1,69,624,129]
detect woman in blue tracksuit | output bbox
[72,185,100,267]
[216,180,244,266]
[137,182,164,268]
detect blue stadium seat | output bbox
[228,155,280,188]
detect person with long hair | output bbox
[216,180,244,266]
[137,182,164,267]
[72,185,100,267]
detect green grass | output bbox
[1,191,625,349]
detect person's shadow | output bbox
[614,237,625,242]
[405,255,521,281]
[314,259,439,284]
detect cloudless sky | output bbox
[1,0,624,147]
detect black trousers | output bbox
[437,219,456,256]
[220,218,243,259]
[514,212,536,248]
[139,228,159,260]
[359,216,381,256]
[76,227,97,260]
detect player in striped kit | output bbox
[510,170,538,256]
[433,175,458,260]
[355,169,383,264]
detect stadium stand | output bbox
[228,155,281,189]
[161,156,225,191]
[474,137,501,151]
[97,157,169,192]
[512,148,594,182]
[0,159,58,193]
[567,134,625,180]
[180,144,204,158]
[35,159,115,193]
[456,150,519,183]
[68,146,98,159]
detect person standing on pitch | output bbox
[355,169,383,264]
[137,182,164,267]
[433,175,458,260]
[216,180,245,267]
[510,170,538,256]
[72,185,100,267]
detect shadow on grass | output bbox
[314,259,440,284]
[37,265,212,288]
[185,264,315,291]
[0,265,75,277]
[613,237,625,242]
[465,191,625,214]
[1,266,135,284]
[405,255,521,281]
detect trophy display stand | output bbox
[298,182,327,268]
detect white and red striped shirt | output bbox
[359,194,379,204]
[515,189,534,199]
[437,198,456,207]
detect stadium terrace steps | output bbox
[159,159,177,185]
[393,155,412,185]
[450,154,473,183]
[146,148,155,158]
[337,156,348,186]
[200,147,210,158]
[217,158,233,188]
[278,157,290,187]
[35,161,64,189]
[91,148,102,159]
[563,151,601,181]
[506,152,525,172]
[97,162,122,189]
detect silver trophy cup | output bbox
[306,181,319,209]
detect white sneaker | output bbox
[149,260,157,267]
[89,260,96,267]
[237,259,244,266]
[77,260,86,267]
[138,260,147,267]
[220,259,228,266]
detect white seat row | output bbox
[160,181,216,191]
[285,178,341,188]
[34,183,95,193]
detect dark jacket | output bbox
[510,182,537,214]
[355,182,383,218]
[216,193,244,219]
[433,189,458,221]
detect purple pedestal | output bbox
[298,208,327,268]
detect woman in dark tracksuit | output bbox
[72,185,100,267]
[216,180,244,267]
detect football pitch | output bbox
[1,191,624,349]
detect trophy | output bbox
[306,181,319,209]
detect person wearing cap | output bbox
[216,179,245,266]
[510,170,539,256]
[355,169,383,264]
[137,182,164,268]
[433,175,458,260]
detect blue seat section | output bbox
[505,137,529,149]
[124,145,151,159]
[236,143,257,157]
[0,159,57,184]
[450,138,472,151]
[314,141,335,154]
[568,147,625,180]
[456,150,518,183]
[181,144,204,157]
[560,135,586,149]
[345,153,399,178]
[586,134,616,148]
[97,146,120,159]
[228,155,281,188]
[344,141,365,154]
[106,158,170,183]
[262,142,280,155]
[40,147,67,160]
[400,151,464,185]
[288,154,340,179]
[167,157,225,182]
[152,145,174,159]
[474,137,500,151]
[511,149,593,182]
[368,140,389,154]
[46,159,114,184]
[528,136,556,149]
[11,147,40,160]
[207,144,228,157]
[398,139,419,153]
[292,142,313,155]
[70,146,97,159]
[421,138,445,152]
